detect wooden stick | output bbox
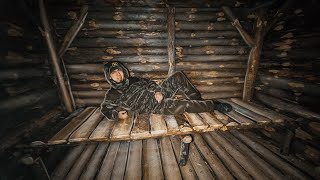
[167,6,176,76]
[222,6,254,47]
[39,0,74,112]
[58,5,88,57]
[242,12,265,101]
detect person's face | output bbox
[110,69,124,83]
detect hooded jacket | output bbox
[100,61,170,121]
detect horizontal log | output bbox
[4,79,52,96]
[255,92,320,120]
[191,77,244,85]
[75,98,103,107]
[0,68,48,80]
[256,86,320,105]
[177,55,248,62]
[259,70,319,82]
[176,46,248,55]
[70,38,243,48]
[201,91,242,99]
[64,54,248,64]
[58,30,240,39]
[263,49,320,60]
[185,70,245,78]
[0,52,46,67]
[72,90,105,98]
[0,89,58,114]
[71,38,166,48]
[66,62,246,74]
[56,20,234,31]
[196,84,243,93]
[259,74,320,96]
[71,82,110,90]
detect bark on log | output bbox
[75,98,103,107]
[259,75,320,96]
[60,30,240,39]
[73,90,105,98]
[201,91,242,99]
[176,45,248,55]
[256,92,320,120]
[196,84,243,93]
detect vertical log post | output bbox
[179,135,193,166]
[167,6,176,76]
[39,0,74,112]
[243,12,265,101]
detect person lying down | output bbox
[100,61,232,121]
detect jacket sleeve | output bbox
[100,89,119,121]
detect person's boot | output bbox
[214,102,233,113]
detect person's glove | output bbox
[214,102,233,113]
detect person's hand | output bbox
[155,92,163,103]
[118,111,128,120]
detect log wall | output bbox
[49,2,250,107]
[254,0,320,166]
[0,1,60,140]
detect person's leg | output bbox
[153,99,232,115]
[161,71,202,100]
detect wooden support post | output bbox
[167,6,176,76]
[39,0,74,112]
[222,6,254,47]
[179,135,192,166]
[242,12,265,101]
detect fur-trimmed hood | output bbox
[103,61,130,89]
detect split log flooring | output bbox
[46,98,286,145]
[51,131,315,180]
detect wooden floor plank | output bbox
[96,142,121,180]
[110,112,135,139]
[193,133,234,180]
[230,98,285,123]
[48,107,96,145]
[51,145,85,180]
[64,144,97,180]
[143,138,164,180]
[202,133,252,180]
[189,142,215,179]
[175,115,193,133]
[159,137,182,180]
[199,112,223,130]
[89,118,115,140]
[111,141,130,179]
[213,110,238,128]
[170,136,198,180]
[164,115,180,133]
[131,114,151,139]
[221,99,271,124]
[149,114,167,135]
[69,108,104,142]
[210,131,269,180]
[79,143,109,180]
[184,113,208,131]
[125,140,143,180]
[225,111,254,126]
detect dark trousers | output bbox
[152,71,215,115]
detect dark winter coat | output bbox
[100,62,171,121]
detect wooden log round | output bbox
[176,46,248,55]
[75,98,103,107]
[73,91,105,98]
[195,84,243,93]
[201,91,242,99]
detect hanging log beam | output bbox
[39,0,74,112]
[242,12,265,101]
[222,6,254,47]
[58,5,88,57]
[167,6,175,76]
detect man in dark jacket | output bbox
[100,61,232,121]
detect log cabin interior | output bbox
[1,0,320,179]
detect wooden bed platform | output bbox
[46,98,288,145]
[51,131,316,180]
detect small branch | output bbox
[58,5,88,58]
[222,6,255,47]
